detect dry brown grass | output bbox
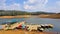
[39,14,60,19]
[0,15,31,18]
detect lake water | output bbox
[0,17,60,32]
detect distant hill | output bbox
[0,10,31,16]
[30,11,59,15]
[0,10,60,16]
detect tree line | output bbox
[0,10,60,16]
[0,10,31,16]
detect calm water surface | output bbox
[25,17,60,32]
[0,17,60,32]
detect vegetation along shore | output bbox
[0,10,60,19]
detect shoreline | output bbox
[38,14,60,19]
[0,30,59,34]
[0,15,31,18]
[0,14,60,19]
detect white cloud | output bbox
[0,0,21,10]
[0,0,60,13]
[28,0,36,3]
[4,3,21,10]
[23,0,60,13]
[0,0,6,10]
[0,0,6,3]
[24,0,48,11]
[56,1,60,13]
[45,6,60,13]
[24,5,36,10]
[43,1,60,13]
[56,1,60,6]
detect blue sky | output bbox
[0,0,60,13]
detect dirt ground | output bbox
[39,14,60,19]
[0,15,31,18]
[0,30,59,34]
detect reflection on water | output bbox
[0,17,60,32]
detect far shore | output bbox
[0,15,31,18]
[38,14,60,19]
[0,14,60,19]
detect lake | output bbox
[0,17,60,32]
